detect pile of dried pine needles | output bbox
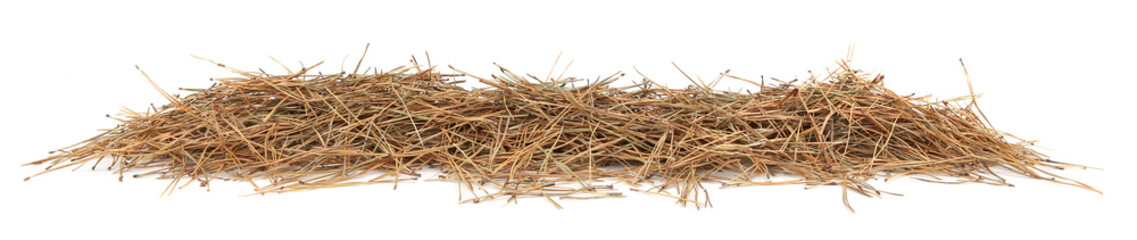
[23,55,1097,211]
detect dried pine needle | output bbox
[23,56,1098,211]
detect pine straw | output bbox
[23,57,1098,211]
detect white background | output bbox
[2,0,1133,239]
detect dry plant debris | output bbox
[23,54,1098,211]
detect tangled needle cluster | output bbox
[24,57,1096,211]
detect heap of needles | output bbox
[23,54,1098,211]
